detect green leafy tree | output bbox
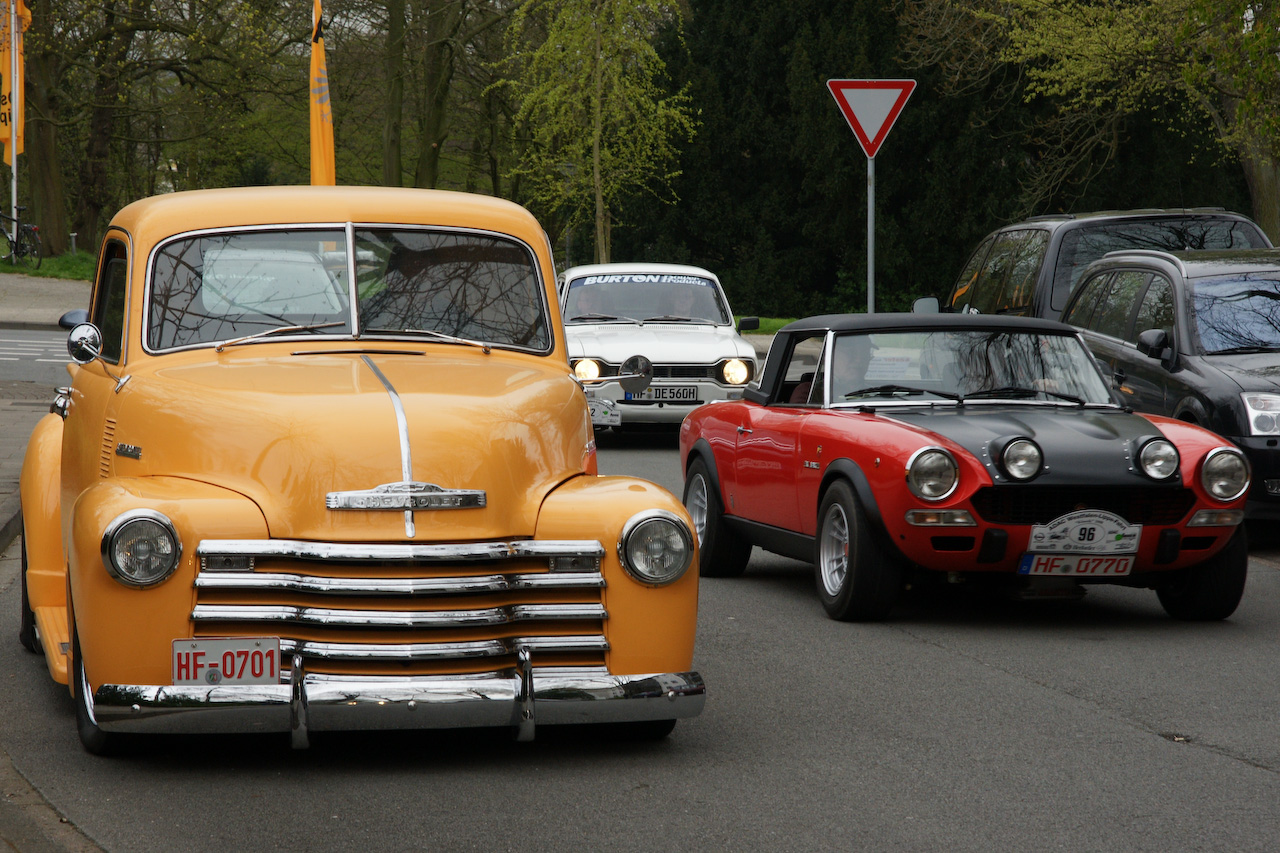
[499,0,696,262]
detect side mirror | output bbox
[59,309,90,330]
[67,323,103,365]
[617,354,653,395]
[912,296,939,314]
[1135,328,1174,363]
[736,316,760,333]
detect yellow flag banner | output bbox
[310,0,335,185]
[0,0,31,167]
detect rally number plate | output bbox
[588,398,622,426]
[1026,509,1141,555]
[173,638,281,686]
[1018,553,1134,577]
[626,385,697,402]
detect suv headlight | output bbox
[1138,438,1179,480]
[1242,392,1280,435]
[1201,447,1250,501]
[617,510,694,585]
[906,447,958,500]
[101,510,182,587]
[720,358,752,385]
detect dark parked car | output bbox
[1061,248,1280,519]
[937,209,1271,319]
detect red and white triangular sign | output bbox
[827,79,916,159]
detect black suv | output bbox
[1061,248,1280,519]
[940,209,1270,319]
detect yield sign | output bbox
[826,79,916,159]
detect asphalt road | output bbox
[1,429,1277,852]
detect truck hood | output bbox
[565,322,756,364]
[107,350,590,541]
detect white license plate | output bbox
[173,638,281,686]
[626,385,697,402]
[1018,553,1134,577]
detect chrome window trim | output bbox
[142,222,554,356]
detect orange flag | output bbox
[310,0,335,185]
[0,0,31,167]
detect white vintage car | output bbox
[559,263,760,427]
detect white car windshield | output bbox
[825,329,1113,405]
[147,228,550,351]
[565,274,730,324]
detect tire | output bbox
[815,480,902,621]
[18,530,39,653]
[1156,527,1249,621]
[24,227,41,270]
[683,457,751,577]
[73,635,121,756]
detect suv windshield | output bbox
[1052,218,1268,311]
[1191,274,1280,354]
[564,273,730,324]
[824,329,1113,406]
[147,228,550,351]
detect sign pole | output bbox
[867,156,874,313]
[826,79,916,314]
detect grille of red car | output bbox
[190,539,609,679]
[969,486,1197,526]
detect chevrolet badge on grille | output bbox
[326,481,486,511]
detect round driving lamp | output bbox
[906,447,959,501]
[1201,447,1249,501]
[1001,439,1042,480]
[101,510,182,587]
[617,510,694,586]
[1139,439,1179,480]
[721,358,750,385]
[573,359,601,381]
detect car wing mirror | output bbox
[1135,328,1173,363]
[67,322,104,365]
[912,296,939,314]
[737,316,760,333]
[59,308,90,330]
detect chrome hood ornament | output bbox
[326,481,486,511]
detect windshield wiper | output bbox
[964,385,1085,406]
[843,384,961,401]
[568,312,625,322]
[1210,345,1280,355]
[364,327,491,353]
[215,321,347,352]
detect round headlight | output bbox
[722,358,750,385]
[1139,439,1179,480]
[617,510,694,586]
[906,447,958,501]
[1201,447,1249,501]
[101,510,182,587]
[573,359,600,381]
[1001,439,1042,480]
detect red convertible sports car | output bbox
[679,314,1251,621]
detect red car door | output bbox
[730,405,806,531]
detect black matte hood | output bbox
[887,405,1173,488]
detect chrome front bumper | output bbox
[89,658,705,747]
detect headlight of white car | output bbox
[1242,392,1280,435]
[720,358,751,385]
[573,359,601,381]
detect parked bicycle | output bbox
[1,205,42,269]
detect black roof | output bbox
[777,312,1076,337]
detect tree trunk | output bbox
[1239,149,1280,244]
[382,0,406,186]
[412,1,462,189]
[24,7,68,256]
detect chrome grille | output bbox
[192,539,609,678]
